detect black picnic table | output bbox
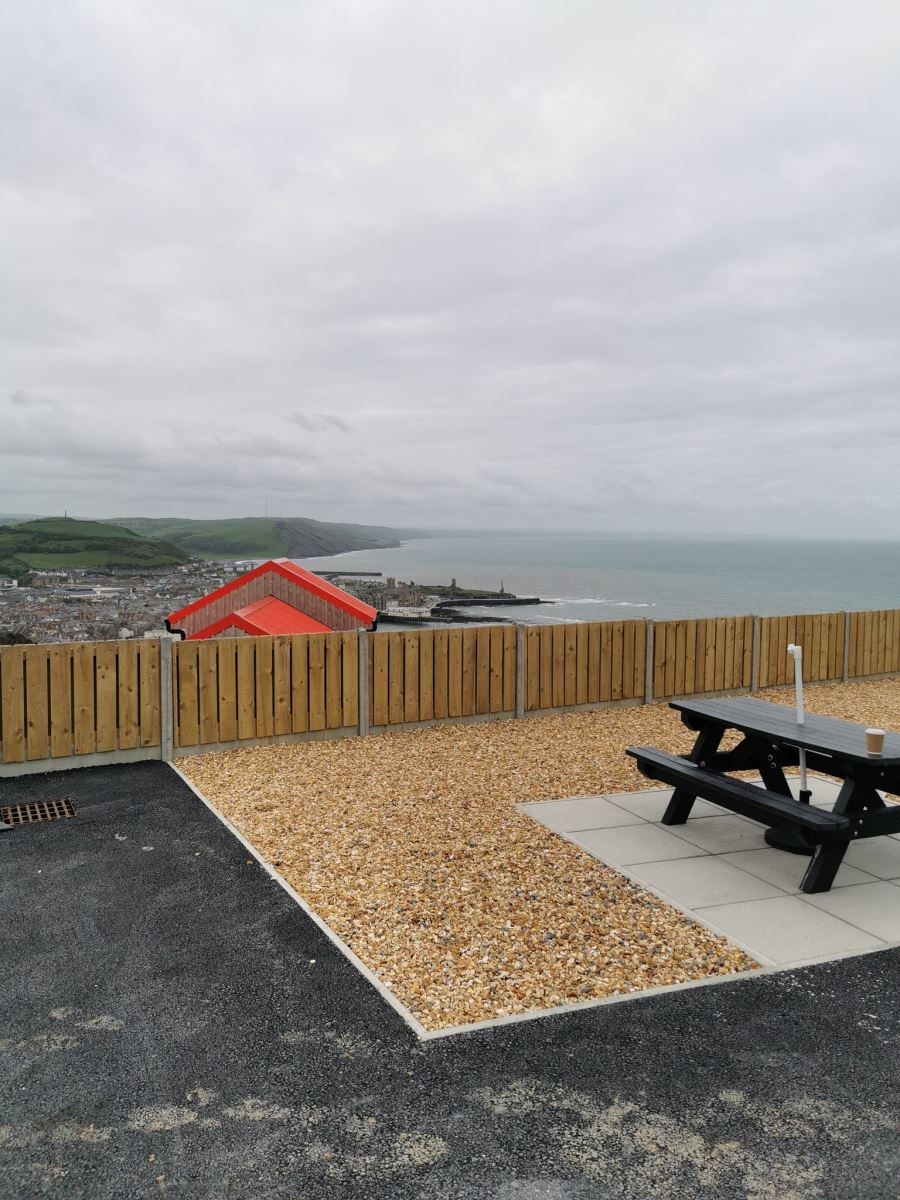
[627,696,900,893]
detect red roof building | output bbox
[166,559,377,640]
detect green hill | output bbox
[105,516,406,560]
[0,517,190,578]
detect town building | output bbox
[165,558,377,639]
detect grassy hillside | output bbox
[106,516,406,560]
[0,517,190,577]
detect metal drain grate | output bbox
[1,798,76,827]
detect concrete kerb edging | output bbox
[168,763,430,1041]
[168,764,889,1045]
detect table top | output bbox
[670,696,900,766]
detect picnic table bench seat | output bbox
[626,746,850,842]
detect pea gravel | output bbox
[181,678,900,1031]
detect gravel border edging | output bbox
[170,762,783,1042]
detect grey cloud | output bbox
[288,412,351,434]
[1,2,900,534]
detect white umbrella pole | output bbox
[787,643,811,803]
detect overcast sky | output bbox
[2,2,899,536]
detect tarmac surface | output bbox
[1,761,898,1199]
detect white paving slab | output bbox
[631,856,782,908]
[519,795,642,833]
[842,837,900,880]
[571,823,706,865]
[719,848,877,893]
[801,881,900,942]
[522,787,900,973]
[604,789,722,822]
[667,814,769,855]
[696,895,885,963]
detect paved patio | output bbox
[521,778,900,968]
[2,763,899,1198]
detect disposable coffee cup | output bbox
[866,728,885,755]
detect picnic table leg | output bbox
[752,738,815,855]
[800,774,881,892]
[661,724,724,825]
[800,842,848,893]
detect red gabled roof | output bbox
[188,596,332,639]
[167,558,377,627]
[236,596,331,635]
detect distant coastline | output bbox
[295,533,900,626]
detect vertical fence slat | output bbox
[325,633,342,730]
[308,636,326,731]
[387,633,404,725]
[1,646,26,763]
[461,629,476,716]
[633,619,647,698]
[525,627,539,712]
[743,615,754,687]
[290,635,309,733]
[176,641,200,747]
[218,638,238,741]
[622,621,636,700]
[273,636,293,736]
[118,641,139,750]
[24,645,50,761]
[433,630,449,720]
[563,625,577,707]
[371,634,388,726]
[472,627,488,715]
[342,631,359,728]
[538,627,552,709]
[598,621,612,701]
[550,626,564,709]
[94,642,118,753]
[235,639,255,739]
[198,640,219,745]
[489,627,504,714]
[448,629,463,717]
[48,645,74,757]
[72,643,96,754]
[611,621,624,701]
[404,633,420,724]
[503,626,517,712]
[663,622,676,697]
[587,622,601,704]
[417,630,434,722]
[256,637,275,738]
[139,641,161,747]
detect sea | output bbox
[292,533,900,625]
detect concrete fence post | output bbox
[750,616,761,693]
[644,621,654,703]
[159,636,174,761]
[515,624,526,719]
[358,630,370,736]
[842,611,851,682]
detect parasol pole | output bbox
[787,643,811,804]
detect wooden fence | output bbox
[0,640,160,766]
[2,607,900,774]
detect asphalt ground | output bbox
[1,762,898,1199]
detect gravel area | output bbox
[182,678,900,1031]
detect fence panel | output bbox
[847,609,900,678]
[525,619,645,711]
[758,612,845,687]
[172,632,358,748]
[5,609,900,773]
[368,626,517,727]
[652,617,753,697]
[0,639,161,765]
